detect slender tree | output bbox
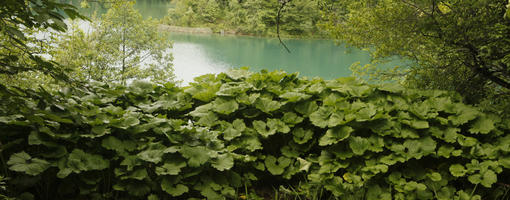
[53,1,176,85]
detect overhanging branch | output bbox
[277,0,291,53]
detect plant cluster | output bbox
[321,0,510,107]
[0,69,509,199]
[0,0,86,88]
[51,1,175,86]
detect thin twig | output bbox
[277,0,291,53]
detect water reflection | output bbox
[171,42,230,83]
[169,33,401,82]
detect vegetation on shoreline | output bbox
[321,0,510,112]
[163,0,328,38]
[1,69,509,199]
[53,1,175,86]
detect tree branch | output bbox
[277,0,291,53]
[464,44,510,89]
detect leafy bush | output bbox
[0,69,509,199]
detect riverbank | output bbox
[158,25,214,34]
[158,24,329,39]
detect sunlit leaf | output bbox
[7,152,50,176]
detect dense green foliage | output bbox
[164,0,325,37]
[0,0,175,89]
[52,1,175,85]
[0,69,509,199]
[321,0,510,106]
[0,0,85,85]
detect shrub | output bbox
[0,69,509,199]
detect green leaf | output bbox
[254,97,281,113]
[232,134,262,152]
[124,168,148,180]
[404,181,427,191]
[7,152,50,176]
[88,125,110,138]
[448,105,479,125]
[28,131,44,146]
[116,116,140,129]
[367,136,385,152]
[212,153,234,171]
[499,156,510,168]
[309,106,333,128]
[379,83,405,93]
[198,112,219,126]
[161,178,188,196]
[236,93,260,105]
[297,157,311,172]
[294,100,318,116]
[379,154,405,165]
[226,68,252,80]
[156,159,187,175]
[279,91,311,102]
[402,137,437,159]
[437,145,456,158]
[185,78,220,102]
[253,120,276,137]
[449,164,467,177]
[403,119,429,129]
[180,146,212,167]
[349,136,370,155]
[427,172,442,181]
[282,112,304,125]
[212,98,239,115]
[292,127,314,144]
[469,115,496,134]
[366,185,392,200]
[468,174,482,185]
[189,103,213,118]
[137,149,165,164]
[319,126,353,146]
[318,151,349,173]
[267,118,290,134]
[356,104,377,121]
[147,194,159,200]
[66,149,109,173]
[102,136,136,153]
[216,82,251,96]
[307,82,325,94]
[480,170,497,187]
[265,156,291,175]
[120,155,142,171]
[429,127,459,143]
[223,119,246,141]
[328,110,345,127]
[436,186,456,200]
[457,135,478,147]
[323,93,343,106]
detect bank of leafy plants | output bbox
[0,69,509,200]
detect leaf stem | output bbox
[469,183,478,200]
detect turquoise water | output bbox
[69,0,403,83]
[168,33,402,83]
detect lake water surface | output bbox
[168,33,402,83]
[73,0,402,83]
